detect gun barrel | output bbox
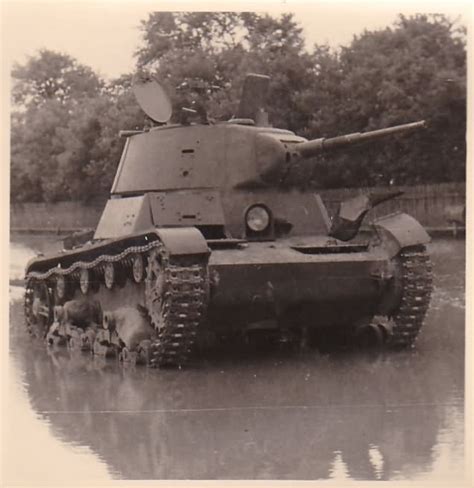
[297,120,426,158]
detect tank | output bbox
[24,74,433,367]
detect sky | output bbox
[1,0,470,80]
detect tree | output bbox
[306,14,466,187]
[11,14,467,204]
[12,49,103,108]
[11,50,145,202]
[11,99,70,202]
[135,12,317,128]
[136,12,245,67]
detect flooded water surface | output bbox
[6,235,466,482]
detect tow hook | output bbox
[355,316,393,348]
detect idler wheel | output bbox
[132,254,145,283]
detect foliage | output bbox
[306,14,466,187]
[12,49,103,107]
[11,53,145,202]
[10,13,466,203]
[136,12,316,128]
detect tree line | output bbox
[11,12,466,203]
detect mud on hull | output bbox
[24,229,432,367]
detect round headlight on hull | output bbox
[245,204,273,239]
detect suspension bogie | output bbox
[24,234,210,367]
[23,230,432,367]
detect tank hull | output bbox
[49,243,384,329]
[23,226,432,366]
[207,240,384,329]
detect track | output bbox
[389,245,433,347]
[24,239,209,367]
[145,247,209,367]
[24,241,432,363]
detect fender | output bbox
[152,227,210,257]
[374,212,431,258]
[26,226,209,275]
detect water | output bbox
[6,235,466,482]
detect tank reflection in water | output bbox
[8,236,465,480]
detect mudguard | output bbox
[25,226,209,275]
[153,227,209,256]
[374,212,430,258]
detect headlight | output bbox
[246,205,271,232]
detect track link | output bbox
[25,238,209,368]
[146,250,208,367]
[389,245,433,348]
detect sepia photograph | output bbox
[2,0,470,484]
